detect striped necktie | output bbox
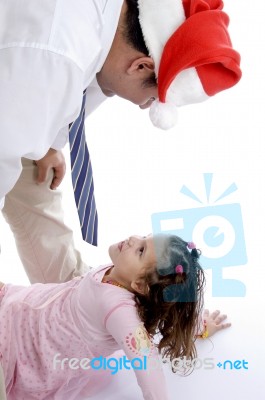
[69,90,98,245]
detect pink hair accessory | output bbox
[187,242,196,250]
[175,265,183,274]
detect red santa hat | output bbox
[138,0,242,130]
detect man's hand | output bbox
[35,148,66,189]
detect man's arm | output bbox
[35,148,66,190]
[2,158,88,284]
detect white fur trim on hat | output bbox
[138,0,185,74]
[167,67,209,107]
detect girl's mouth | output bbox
[118,241,124,251]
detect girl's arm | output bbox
[105,304,170,400]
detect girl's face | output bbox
[108,234,167,294]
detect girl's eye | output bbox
[139,247,144,256]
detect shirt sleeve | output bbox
[105,303,170,400]
[0,46,84,205]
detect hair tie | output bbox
[187,242,196,250]
[175,265,183,274]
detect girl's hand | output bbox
[202,309,231,338]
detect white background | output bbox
[0,0,265,399]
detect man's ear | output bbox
[131,279,149,295]
[127,57,155,75]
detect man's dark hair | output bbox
[124,0,149,55]
[124,0,157,88]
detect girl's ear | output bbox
[127,56,155,75]
[131,279,149,295]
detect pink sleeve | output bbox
[105,304,170,400]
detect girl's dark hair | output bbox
[134,235,205,372]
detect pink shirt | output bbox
[0,265,169,399]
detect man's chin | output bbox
[139,98,155,110]
[104,90,116,97]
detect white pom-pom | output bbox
[149,100,178,130]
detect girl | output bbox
[0,234,230,399]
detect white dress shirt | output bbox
[0,0,124,208]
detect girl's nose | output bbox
[128,236,134,246]
[128,236,138,246]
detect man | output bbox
[0,0,242,283]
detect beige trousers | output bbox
[2,158,88,284]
